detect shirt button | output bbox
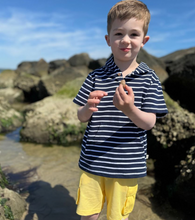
[117,72,122,76]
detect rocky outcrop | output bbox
[48,59,70,73]
[150,108,195,148]
[161,47,195,113]
[137,49,169,83]
[40,66,89,96]
[160,47,195,63]
[20,96,86,144]
[14,74,46,102]
[0,98,24,133]
[68,53,91,67]
[16,58,49,77]
[88,58,107,70]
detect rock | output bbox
[0,70,18,88]
[88,58,107,70]
[162,50,195,112]
[0,187,27,220]
[48,59,70,73]
[160,47,195,63]
[137,48,169,83]
[0,98,24,133]
[68,53,91,67]
[40,66,89,96]
[0,88,24,103]
[150,108,195,148]
[16,58,49,77]
[14,74,47,102]
[20,96,86,144]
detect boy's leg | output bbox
[105,178,138,220]
[76,171,105,218]
[81,213,99,220]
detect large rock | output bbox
[0,70,18,88]
[0,98,24,133]
[160,47,195,63]
[41,66,89,96]
[161,49,195,112]
[20,96,86,144]
[88,58,107,70]
[16,58,49,77]
[48,59,70,73]
[137,48,169,83]
[0,88,24,103]
[14,74,47,102]
[146,92,195,217]
[68,53,90,67]
[0,187,27,220]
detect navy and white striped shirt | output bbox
[73,56,168,178]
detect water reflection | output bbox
[0,129,81,220]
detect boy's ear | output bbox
[105,35,110,46]
[141,36,150,47]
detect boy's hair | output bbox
[107,0,150,36]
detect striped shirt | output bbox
[73,55,168,178]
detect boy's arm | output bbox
[113,84,156,130]
[78,90,108,122]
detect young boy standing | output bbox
[73,0,168,219]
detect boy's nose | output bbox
[121,35,130,44]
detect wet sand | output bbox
[0,130,183,220]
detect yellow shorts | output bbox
[76,170,138,220]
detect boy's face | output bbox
[105,18,149,66]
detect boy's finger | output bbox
[89,90,108,98]
[118,84,127,100]
[87,99,100,105]
[88,107,98,112]
[125,85,133,95]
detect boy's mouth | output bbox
[120,48,131,52]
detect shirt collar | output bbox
[104,54,152,77]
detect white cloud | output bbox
[0,8,106,66]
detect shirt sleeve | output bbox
[141,73,168,118]
[73,73,94,106]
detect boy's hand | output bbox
[87,90,108,112]
[113,84,134,114]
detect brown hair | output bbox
[107,0,150,36]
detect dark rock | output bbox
[162,50,195,112]
[160,47,195,64]
[48,59,70,73]
[14,74,47,102]
[88,58,107,70]
[16,58,49,77]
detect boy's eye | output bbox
[131,33,139,36]
[115,33,122,36]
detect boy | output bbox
[73,0,168,219]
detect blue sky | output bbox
[1,0,195,69]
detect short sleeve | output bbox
[73,74,94,106]
[141,74,168,118]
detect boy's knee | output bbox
[81,213,99,220]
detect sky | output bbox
[0,0,195,69]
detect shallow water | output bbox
[0,129,184,220]
[0,128,81,188]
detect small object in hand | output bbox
[120,79,126,88]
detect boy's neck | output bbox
[114,58,139,77]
